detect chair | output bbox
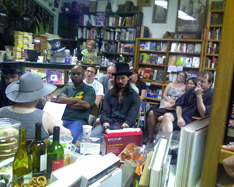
[88,103,98,125]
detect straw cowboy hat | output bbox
[112,62,133,76]
[5,73,57,103]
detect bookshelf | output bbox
[200,0,234,186]
[102,11,144,65]
[134,38,205,103]
[203,9,225,73]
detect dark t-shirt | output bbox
[137,81,147,96]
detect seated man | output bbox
[160,71,214,132]
[98,65,139,95]
[57,66,96,143]
[83,65,104,107]
[91,63,140,137]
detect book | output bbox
[140,42,146,50]
[194,43,202,53]
[176,56,184,66]
[46,70,64,85]
[161,42,168,52]
[139,151,153,187]
[145,42,151,50]
[175,117,210,187]
[168,55,177,66]
[149,137,170,187]
[156,70,164,81]
[152,70,158,81]
[170,42,178,52]
[138,68,145,79]
[149,53,157,64]
[155,42,162,51]
[143,68,151,79]
[177,43,187,53]
[186,43,195,53]
[150,43,156,51]
[142,54,150,64]
[184,57,193,67]
[192,57,200,68]
[67,71,73,84]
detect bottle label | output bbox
[23,172,32,184]
[40,154,47,171]
[52,159,64,171]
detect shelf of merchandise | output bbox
[203,9,225,72]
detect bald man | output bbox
[57,66,96,143]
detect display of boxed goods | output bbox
[0,118,21,161]
[102,128,142,163]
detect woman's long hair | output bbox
[130,69,140,87]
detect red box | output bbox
[102,128,142,158]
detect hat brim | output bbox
[6,81,57,103]
[112,72,133,76]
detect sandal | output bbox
[143,137,154,144]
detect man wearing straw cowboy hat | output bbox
[0,73,71,139]
[91,62,140,137]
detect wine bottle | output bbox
[13,128,32,185]
[29,122,47,176]
[47,126,64,178]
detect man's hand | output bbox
[177,117,186,128]
[121,123,129,128]
[169,100,175,104]
[195,85,203,98]
[62,93,68,98]
[103,122,110,133]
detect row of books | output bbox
[138,68,164,81]
[77,27,97,39]
[136,25,150,38]
[210,13,222,25]
[105,14,138,27]
[170,42,202,54]
[211,1,226,10]
[79,14,97,27]
[140,41,167,52]
[207,41,219,54]
[139,53,166,65]
[104,28,136,41]
[89,1,97,13]
[146,87,163,99]
[205,57,218,69]
[208,27,222,40]
[168,55,200,68]
[103,42,135,54]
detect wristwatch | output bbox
[104,126,110,131]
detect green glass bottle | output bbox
[13,128,32,185]
[46,126,64,178]
[30,122,47,176]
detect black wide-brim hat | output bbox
[112,62,133,76]
[0,61,22,76]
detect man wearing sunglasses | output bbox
[83,66,103,107]
[57,66,95,143]
[0,62,22,108]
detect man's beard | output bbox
[118,83,125,89]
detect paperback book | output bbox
[46,70,64,85]
[186,43,195,53]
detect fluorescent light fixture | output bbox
[155,0,168,9]
[178,10,196,20]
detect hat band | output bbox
[18,84,44,93]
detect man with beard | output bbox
[57,66,95,143]
[91,63,140,137]
[159,71,214,133]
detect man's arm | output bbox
[176,106,186,128]
[56,87,77,105]
[195,85,206,117]
[95,95,103,106]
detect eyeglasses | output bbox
[197,79,207,84]
[71,72,82,76]
[86,70,95,74]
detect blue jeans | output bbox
[63,120,84,144]
[91,123,119,138]
[140,100,146,111]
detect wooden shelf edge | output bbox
[219,149,234,164]
[145,97,161,101]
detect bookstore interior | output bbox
[0,0,234,186]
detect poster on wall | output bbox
[176,0,207,33]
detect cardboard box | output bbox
[102,128,142,157]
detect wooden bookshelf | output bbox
[201,0,234,186]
